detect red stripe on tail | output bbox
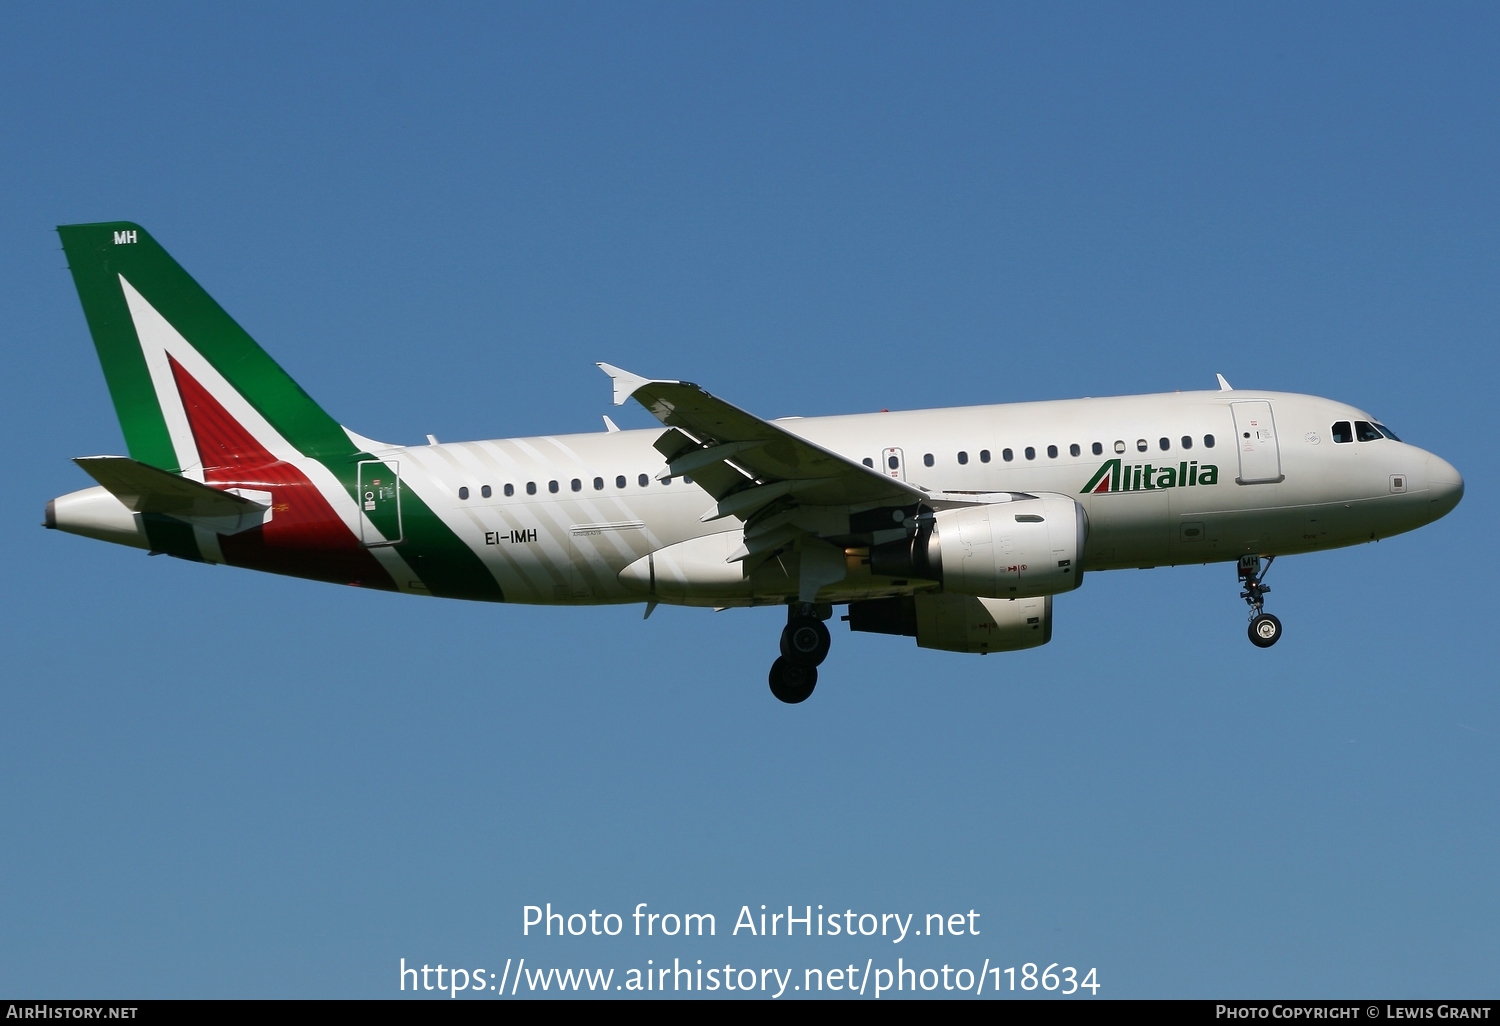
[169,356,397,590]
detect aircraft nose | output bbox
[1425,454,1464,519]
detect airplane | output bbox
[45,222,1464,703]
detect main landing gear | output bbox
[769,603,831,704]
[1238,554,1282,648]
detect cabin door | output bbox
[1230,402,1284,484]
[357,460,404,546]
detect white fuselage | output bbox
[343,388,1461,607]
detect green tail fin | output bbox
[57,221,354,471]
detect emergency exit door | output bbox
[357,460,404,546]
[1230,402,1283,484]
[882,447,906,481]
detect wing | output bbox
[74,455,268,517]
[596,364,934,591]
[597,363,924,518]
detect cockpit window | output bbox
[1355,421,1382,442]
[1374,422,1401,441]
[1332,421,1353,443]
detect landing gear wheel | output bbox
[780,615,831,667]
[769,657,817,704]
[1248,613,1282,648]
[1238,555,1281,648]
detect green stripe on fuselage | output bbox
[393,488,504,601]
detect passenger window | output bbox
[923,453,934,467]
[1114,440,1126,454]
[1181,435,1193,450]
[458,486,469,500]
[1024,446,1036,460]
[1002,448,1014,462]
[682,476,692,484]
[1332,421,1353,443]
[1092,442,1103,456]
[638,474,649,487]
[1136,439,1148,452]
[862,457,874,468]
[887,455,899,470]
[1069,443,1080,457]
[1046,445,1058,458]
[660,476,671,485]
[593,477,603,490]
[1203,434,1215,448]
[504,484,514,497]
[526,482,537,495]
[616,475,627,488]
[548,480,559,494]
[481,485,492,498]
[570,479,581,492]
[957,451,968,465]
[1355,421,1382,442]
[1159,437,1170,451]
[980,449,991,463]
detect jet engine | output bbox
[869,494,1085,598]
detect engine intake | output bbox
[869,495,1086,598]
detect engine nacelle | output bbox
[847,592,1052,654]
[870,495,1085,598]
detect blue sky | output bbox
[1,2,1495,998]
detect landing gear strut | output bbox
[770,603,831,703]
[1238,555,1282,648]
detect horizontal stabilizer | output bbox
[73,456,268,517]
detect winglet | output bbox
[1216,373,1233,391]
[602,415,621,433]
[596,363,658,406]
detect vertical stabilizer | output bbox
[57,221,355,472]
[54,222,503,600]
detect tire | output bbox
[780,615,831,667]
[1248,613,1282,648]
[768,657,817,704]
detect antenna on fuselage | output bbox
[1216,373,1233,391]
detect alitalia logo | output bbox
[1080,459,1219,494]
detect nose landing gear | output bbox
[1238,555,1282,648]
[769,603,831,703]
